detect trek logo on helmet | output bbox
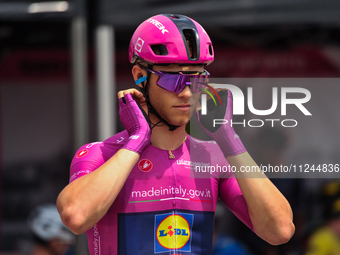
[146,18,169,34]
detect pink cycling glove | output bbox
[198,89,246,157]
[119,93,151,155]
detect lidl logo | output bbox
[155,213,193,253]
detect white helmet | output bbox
[27,204,75,243]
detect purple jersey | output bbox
[70,131,253,255]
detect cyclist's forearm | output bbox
[56,149,139,234]
[227,152,295,245]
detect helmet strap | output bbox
[139,64,180,131]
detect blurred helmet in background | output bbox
[27,204,75,243]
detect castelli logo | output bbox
[138,159,153,172]
[76,149,89,158]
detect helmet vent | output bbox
[169,15,180,19]
[151,44,168,56]
[183,29,197,59]
[209,44,213,56]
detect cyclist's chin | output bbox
[155,108,190,127]
[167,116,190,127]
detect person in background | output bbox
[27,204,75,255]
[304,180,340,255]
[213,201,253,255]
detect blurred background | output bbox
[1,0,340,254]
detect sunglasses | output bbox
[135,65,210,93]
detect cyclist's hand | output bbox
[118,88,148,114]
[118,89,151,155]
[197,89,246,157]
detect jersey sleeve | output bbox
[218,166,254,232]
[69,143,107,183]
[68,132,130,255]
[202,140,254,231]
[69,130,130,183]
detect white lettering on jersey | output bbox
[116,137,124,143]
[86,142,102,148]
[177,159,210,167]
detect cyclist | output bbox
[57,14,294,255]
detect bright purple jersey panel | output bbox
[70,130,253,255]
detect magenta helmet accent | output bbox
[129,14,214,65]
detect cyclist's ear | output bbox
[132,65,147,86]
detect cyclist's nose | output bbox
[178,85,191,98]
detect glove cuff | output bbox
[214,129,247,157]
[122,133,151,155]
